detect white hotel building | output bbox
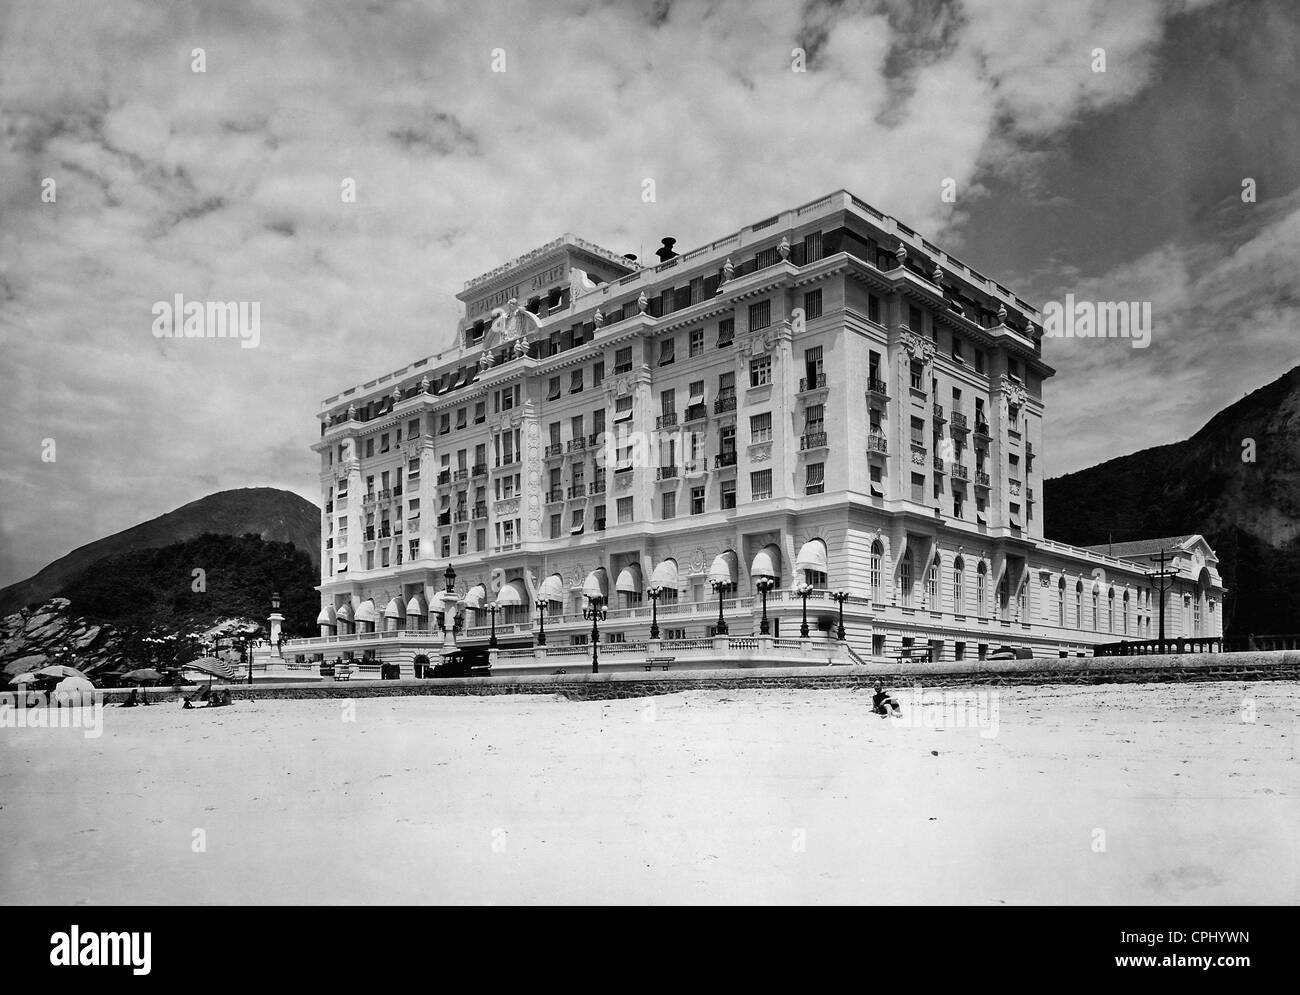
[288,190,1225,675]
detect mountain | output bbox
[2,532,321,681]
[0,488,320,616]
[1044,366,1300,634]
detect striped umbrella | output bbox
[187,657,238,681]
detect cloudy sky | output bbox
[2,0,1298,588]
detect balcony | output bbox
[684,402,707,423]
[437,512,452,527]
[473,503,488,519]
[975,471,991,488]
[798,373,828,393]
[547,489,564,503]
[364,527,375,541]
[472,463,487,477]
[590,478,607,495]
[714,391,737,413]
[567,438,587,453]
[657,466,679,480]
[933,404,946,423]
[950,411,969,433]
[454,469,469,482]
[544,443,564,458]
[436,471,451,486]
[715,451,738,468]
[657,413,678,429]
[933,455,946,473]
[613,363,633,375]
[378,528,391,539]
[568,483,587,499]
[867,377,890,400]
[799,432,828,451]
[587,433,603,447]
[952,463,969,481]
[454,509,469,523]
[867,433,888,455]
[393,486,403,497]
[495,455,521,469]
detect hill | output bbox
[1045,366,1300,633]
[0,487,320,615]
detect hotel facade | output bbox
[286,190,1225,675]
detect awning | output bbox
[616,563,643,595]
[688,382,706,404]
[405,594,426,616]
[538,574,566,602]
[463,584,487,610]
[494,579,528,607]
[650,558,679,589]
[707,550,738,586]
[795,538,827,575]
[750,544,781,580]
[354,599,378,625]
[582,567,609,600]
[430,591,458,613]
[335,602,354,622]
[315,606,336,625]
[383,598,404,619]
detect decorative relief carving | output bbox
[494,498,521,515]
[690,547,706,574]
[750,443,773,462]
[900,329,935,365]
[999,374,1028,408]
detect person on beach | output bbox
[872,684,901,717]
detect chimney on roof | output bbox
[654,237,678,263]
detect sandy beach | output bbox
[1,682,1295,905]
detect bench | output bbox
[644,656,675,671]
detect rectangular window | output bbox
[614,395,633,421]
[975,349,986,375]
[911,473,925,503]
[750,412,772,443]
[910,360,923,391]
[721,479,736,509]
[550,514,562,539]
[614,346,633,373]
[475,528,485,552]
[475,401,486,423]
[805,403,824,435]
[717,317,734,347]
[755,246,778,269]
[803,231,823,262]
[617,496,634,524]
[457,532,467,555]
[750,469,772,501]
[549,422,561,447]
[689,328,704,356]
[570,369,583,394]
[868,293,881,324]
[748,299,771,331]
[803,288,823,320]
[408,418,421,437]
[661,492,676,520]
[592,360,604,387]
[806,462,825,495]
[749,355,772,387]
[547,376,561,401]
[909,304,923,332]
[911,416,925,447]
[365,438,374,458]
[691,486,705,515]
[658,337,675,366]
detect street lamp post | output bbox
[485,603,501,649]
[534,599,548,646]
[754,575,776,635]
[830,590,850,640]
[795,582,813,639]
[647,585,662,640]
[711,580,730,636]
[583,594,607,674]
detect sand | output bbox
[1,682,1296,904]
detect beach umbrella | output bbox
[188,657,237,681]
[123,668,163,704]
[54,675,95,695]
[36,665,84,680]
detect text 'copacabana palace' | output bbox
[285,190,1225,676]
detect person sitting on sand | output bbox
[122,689,138,708]
[872,684,901,717]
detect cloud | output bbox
[0,0,1255,585]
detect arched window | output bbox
[1057,577,1066,626]
[870,541,883,601]
[1193,591,1202,634]
[1075,581,1083,629]
[976,562,987,616]
[1123,590,1130,634]
[953,557,965,614]
[900,549,913,607]
[927,556,939,607]
[1108,588,1115,632]
[1092,589,1099,630]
